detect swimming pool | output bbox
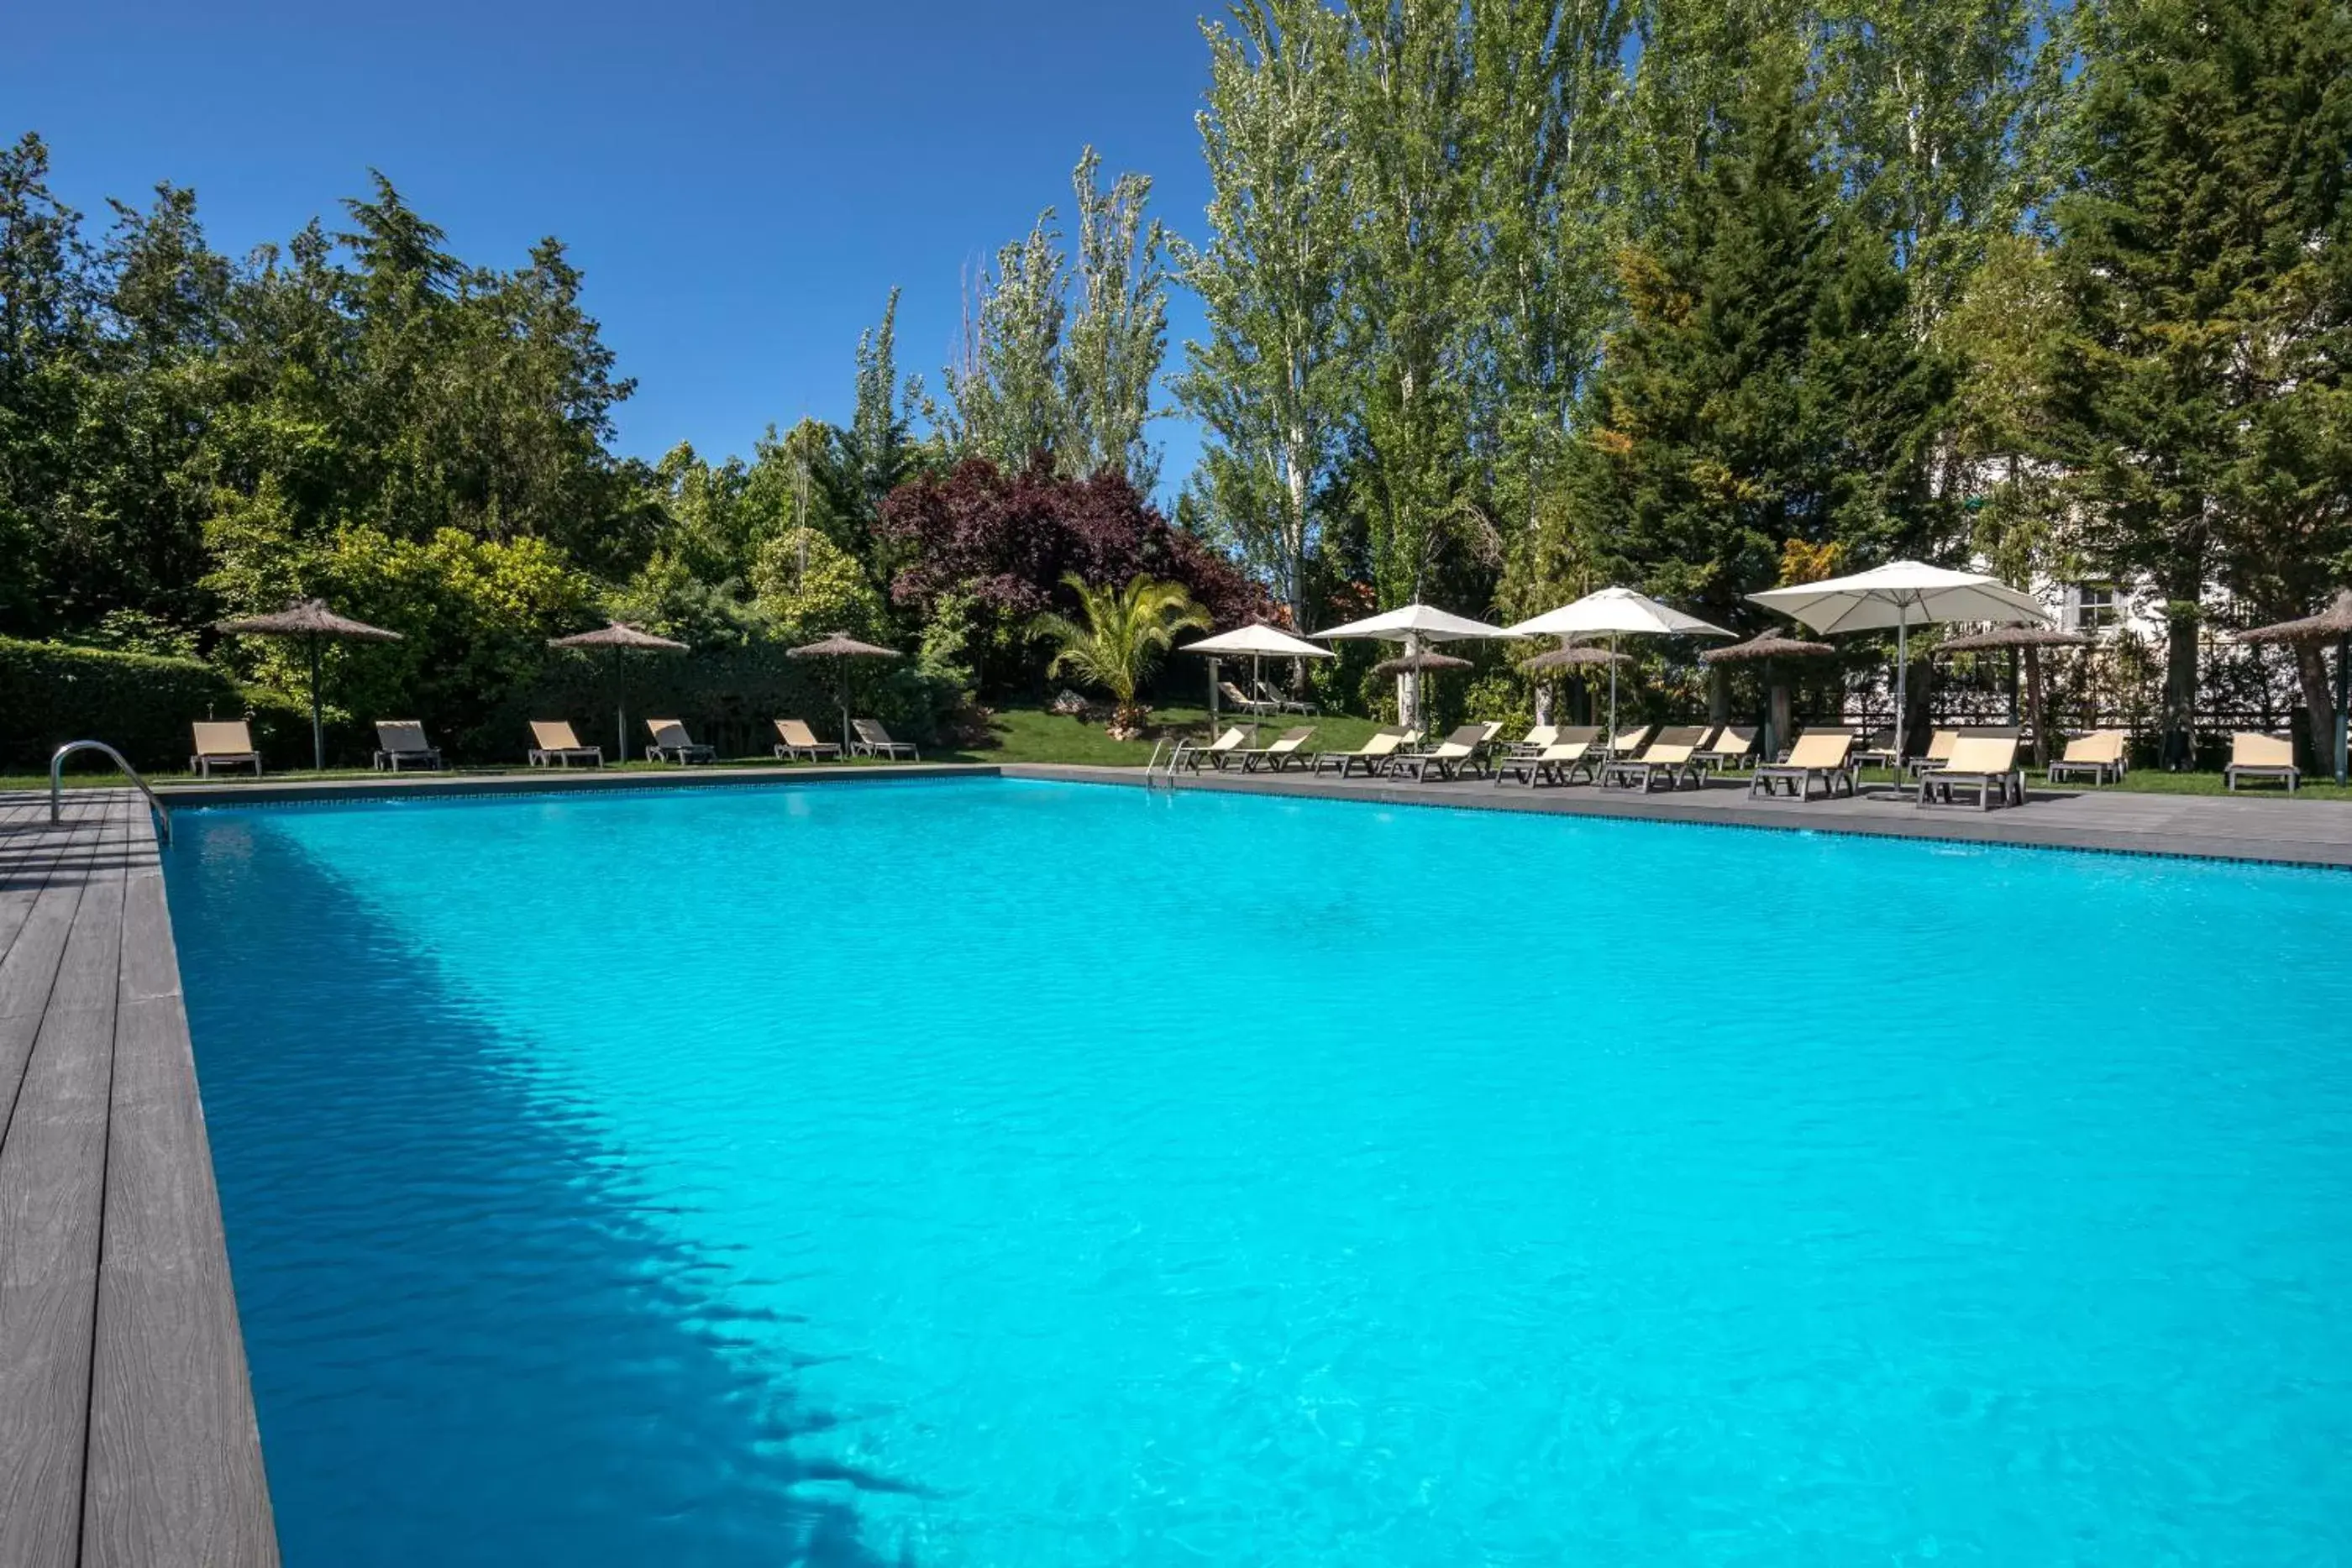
[166,777,2352,1565]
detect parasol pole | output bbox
[1606,632,1620,744]
[839,658,851,751]
[1207,656,1219,738]
[1893,600,1910,779]
[307,635,323,772]
[2338,631,2349,786]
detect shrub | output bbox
[0,637,253,774]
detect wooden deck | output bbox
[0,789,276,1567]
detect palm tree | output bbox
[1032,573,1212,736]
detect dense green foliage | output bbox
[4,0,2349,768]
[0,636,261,770]
[1032,574,1214,732]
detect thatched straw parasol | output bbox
[2236,590,2352,783]
[1519,642,1630,673]
[1700,629,1836,760]
[549,621,689,763]
[214,598,403,771]
[1371,649,1473,676]
[787,632,901,750]
[1932,625,2094,768]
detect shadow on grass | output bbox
[167,819,916,1568]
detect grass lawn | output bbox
[12,705,1392,791]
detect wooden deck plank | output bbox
[81,996,278,1568]
[0,810,106,1021]
[0,996,118,1568]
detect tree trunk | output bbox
[2024,644,2050,767]
[1532,683,1553,726]
[2160,602,2200,769]
[1706,663,1730,723]
[2290,640,2336,778]
[1768,680,1792,760]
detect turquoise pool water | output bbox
[167,778,2352,1565]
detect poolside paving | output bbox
[0,788,276,1568]
[1005,762,2352,870]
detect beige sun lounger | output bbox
[1750,727,1858,800]
[1504,724,1560,760]
[1255,678,1318,715]
[372,720,444,773]
[773,718,843,761]
[2047,730,2128,786]
[1218,679,1278,716]
[1312,726,1418,778]
[190,720,262,778]
[1693,726,1756,771]
[528,720,602,768]
[2225,732,2298,793]
[851,718,919,760]
[1175,726,1248,771]
[1237,725,1316,773]
[1916,733,2024,810]
[645,718,716,764]
[1389,723,1499,783]
[1494,726,1602,786]
[1602,725,1712,793]
[1905,730,1960,779]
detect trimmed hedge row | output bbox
[0,637,288,774]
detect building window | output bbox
[2074,583,2119,631]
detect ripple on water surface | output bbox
[165,779,2352,1565]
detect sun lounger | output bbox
[1602,725,1712,792]
[190,720,262,778]
[1504,724,1560,761]
[1311,726,1417,778]
[1693,726,1756,771]
[528,720,602,768]
[1916,733,2024,810]
[2225,732,2299,793]
[2047,730,2128,786]
[1218,680,1278,716]
[851,718,919,760]
[773,717,843,761]
[1173,726,1248,771]
[1493,726,1601,786]
[1389,723,1499,782]
[1237,725,1316,773]
[1254,679,1318,715]
[1750,727,1857,800]
[1599,724,1655,765]
[1906,730,1959,779]
[372,720,444,773]
[644,719,716,765]
[1855,726,1901,772]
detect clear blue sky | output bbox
[7,0,1218,496]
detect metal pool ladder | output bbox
[1143,739,1179,793]
[50,740,173,846]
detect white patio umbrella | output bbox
[1182,621,1333,737]
[1749,561,2050,768]
[1313,603,1508,728]
[1503,586,1731,744]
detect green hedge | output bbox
[0,637,284,774]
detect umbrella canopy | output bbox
[1502,585,1730,640]
[2234,589,2352,644]
[1750,562,2050,768]
[1314,602,1508,642]
[1499,587,1729,742]
[1747,560,2051,632]
[213,598,402,772]
[1372,649,1473,676]
[549,621,689,763]
[1932,626,2093,654]
[1184,621,1334,659]
[787,631,901,749]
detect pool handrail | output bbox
[50,739,173,846]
